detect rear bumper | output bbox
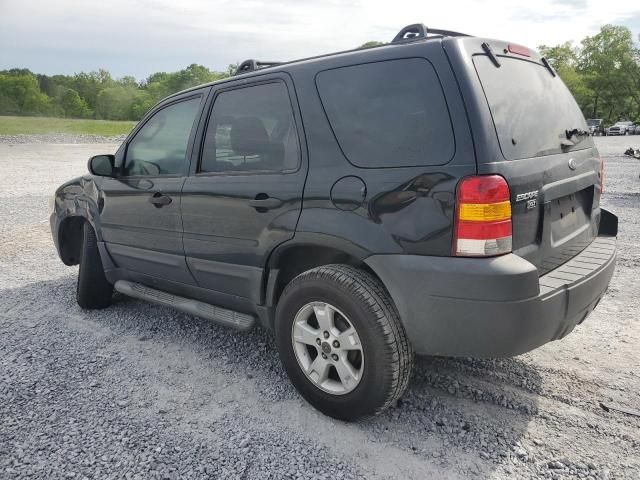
[365,212,617,357]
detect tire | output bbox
[76,222,113,309]
[275,264,413,421]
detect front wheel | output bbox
[275,265,413,421]
[76,222,113,309]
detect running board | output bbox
[113,280,255,331]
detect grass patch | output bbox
[0,116,137,136]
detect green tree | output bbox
[359,41,384,49]
[539,42,593,114]
[539,25,640,123]
[161,63,228,93]
[578,25,637,121]
[117,76,138,88]
[59,88,92,118]
[0,73,52,115]
[71,69,114,112]
[95,85,138,120]
[130,90,156,120]
[539,42,578,70]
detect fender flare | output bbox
[266,232,371,269]
[262,232,373,309]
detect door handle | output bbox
[149,192,172,207]
[248,196,283,210]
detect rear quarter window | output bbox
[316,58,455,168]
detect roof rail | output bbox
[234,59,282,76]
[391,23,471,43]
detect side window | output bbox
[124,97,201,176]
[316,58,455,168]
[200,82,299,173]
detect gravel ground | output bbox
[0,136,639,479]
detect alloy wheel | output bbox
[291,302,364,395]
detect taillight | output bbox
[454,175,512,257]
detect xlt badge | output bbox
[515,190,538,210]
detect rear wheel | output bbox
[76,222,113,309]
[275,264,413,421]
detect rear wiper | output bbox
[561,128,589,148]
[481,42,501,67]
[541,57,556,77]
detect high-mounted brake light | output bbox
[454,175,512,257]
[507,44,531,57]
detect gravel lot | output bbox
[1,136,639,479]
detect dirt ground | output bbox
[0,136,638,479]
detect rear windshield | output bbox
[316,58,455,168]
[474,56,593,160]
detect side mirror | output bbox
[88,154,116,177]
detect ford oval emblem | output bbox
[568,158,577,170]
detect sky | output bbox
[0,0,639,80]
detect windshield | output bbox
[614,122,632,126]
[587,119,601,126]
[474,56,594,160]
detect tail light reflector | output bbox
[454,175,512,257]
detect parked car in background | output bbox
[629,123,639,135]
[607,121,634,135]
[587,118,605,136]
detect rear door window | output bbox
[474,56,594,160]
[199,82,300,173]
[316,58,455,168]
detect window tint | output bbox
[316,58,455,168]
[200,82,299,173]
[474,56,593,160]
[124,97,201,176]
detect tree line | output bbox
[0,24,638,123]
[0,64,234,121]
[539,25,640,123]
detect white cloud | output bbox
[0,0,638,78]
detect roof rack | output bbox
[391,23,470,43]
[234,59,282,76]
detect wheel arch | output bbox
[57,215,88,266]
[263,237,387,327]
[53,176,103,266]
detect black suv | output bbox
[51,24,618,420]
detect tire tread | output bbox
[281,264,414,418]
[76,222,113,309]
